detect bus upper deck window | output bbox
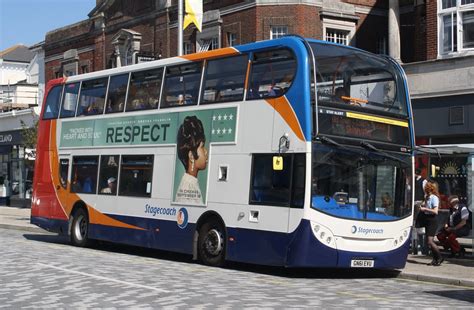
[42,86,63,120]
[60,83,80,118]
[161,63,202,108]
[106,74,129,114]
[247,49,296,100]
[126,68,163,112]
[202,55,248,104]
[77,78,108,116]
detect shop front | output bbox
[0,129,34,208]
[413,94,474,210]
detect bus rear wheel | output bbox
[70,208,90,247]
[198,218,226,267]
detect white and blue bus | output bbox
[32,36,414,269]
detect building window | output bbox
[376,36,388,55]
[81,65,89,74]
[209,37,219,50]
[184,41,194,55]
[227,32,237,46]
[438,0,474,55]
[270,26,288,39]
[322,18,356,46]
[326,28,350,45]
[198,37,219,52]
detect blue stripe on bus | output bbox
[90,213,195,254]
[31,216,69,235]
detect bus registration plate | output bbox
[350,259,374,268]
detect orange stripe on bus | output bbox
[180,47,239,61]
[265,96,305,142]
[49,121,145,231]
[88,207,146,230]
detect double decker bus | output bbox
[32,36,414,269]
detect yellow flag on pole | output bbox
[183,0,203,32]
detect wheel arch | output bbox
[192,211,226,260]
[68,200,88,236]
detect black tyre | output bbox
[198,218,226,267]
[70,208,90,247]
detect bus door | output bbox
[248,153,305,264]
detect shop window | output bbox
[60,83,80,118]
[250,154,305,207]
[430,155,468,205]
[98,155,119,195]
[161,63,202,108]
[119,155,153,197]
[126,68,163,112]
[71,156,99,194]
[201,55,248,104]
[77,78,107,116]
[106,74,129,114]
[42,86,63,120]
[247,49,296,100]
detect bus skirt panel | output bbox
[89,213,195,255]
[31,216,69,235]
[286,220,410,269]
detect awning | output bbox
[416,144,474,155]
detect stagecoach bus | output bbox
[31,36,414,269]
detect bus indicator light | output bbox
[273,156,283,170]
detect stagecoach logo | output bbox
[351,225,384,235]
[177,208,188,229]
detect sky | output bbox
[0,0,96,51]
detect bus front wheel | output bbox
[198,218,226,267]
[70,208,90,247]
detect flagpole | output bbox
[178,0,183,56]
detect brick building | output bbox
[43,0,406,82]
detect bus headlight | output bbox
[394,227,411,249]
[311,221,336,249]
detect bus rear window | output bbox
[247,49,296,100]
[77,78,108,116]
[161,63,202,108]
[42,86,62,120]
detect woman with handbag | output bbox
[418,181,444,266]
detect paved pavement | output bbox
[1,206,473,288]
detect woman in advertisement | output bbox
[175,116,208,205]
